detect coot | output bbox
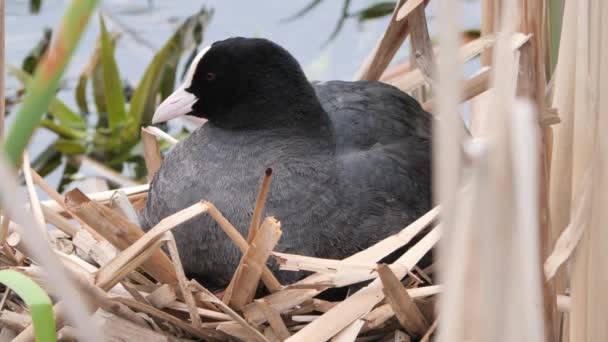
[141,37,432,289]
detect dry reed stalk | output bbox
[205,202,282,293]
[420,318,438,342]
[21,153,46,235]
[223,168,276,302]
[40,203,79,236]
[165,301,231,321]
[145,126,179,145]
[285,228,439,341]
[247,168,273,244]
[144,284,176,309]
[31,169,107,242]
[0,212,10,246]
[422,66,491,112]
[0,158,103,342]
[113,297,224,341]
[109,190,140,226]
[361,285,441,331]
[257,302,291,340]
[39,183,149,214]
[433,2,465,342]
[273,252,377,274]
[331,319,366,341]
[141,127,163,181]
[65,188,177,284]
[548,3,585,342]
[517,2,556,337]
[408,3,436,88]
[378,264,429,337]
[544,170,590,280]
[94,309,171,342]
[396,0,425,21]
[568,1,608,341]
[93,201,206,289]
[243,207,437,325]
[355,0,411,81]
[229,217,282,310]
[190,280,268,342]
[480,0,498,65]
[165,233,202,328]
[507,100,546,341]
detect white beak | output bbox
[152,86,198,124]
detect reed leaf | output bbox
[0,270,56,342]
[99,15,127,130]
[2,0,99,166]
[8,64,85,128]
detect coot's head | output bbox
[152,37,319,128]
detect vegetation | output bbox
[9,8,212,190]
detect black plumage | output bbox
[141,37,432,290]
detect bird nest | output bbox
[0,161,439,341]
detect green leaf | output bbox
[29,0,43,14]
[0,270,56,342]
[39,119,86,140]
[129,8,213,128]
[354,2,396,22]
[30,142,63,178]
[75,74,89,114]
[55,139,87,155]
[92,62,107,116]
[8,64,86,128]
[99,15,127,130]
[281,0,323,22]
[3,0,99,166]
[22,28,52,74]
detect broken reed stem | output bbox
[141,127,163,181]
[397,0,425,21]
[65,188,177,284]
[423,66,491,112]
[355,0,411,81]
[408,2,437,88]
[205,202,282,293]
[378,264,429,337]
[165,233,202,328]
[247,168,273,244]
[40,203,79,236]
[229,217,282,310]
[31,168,106,241]
[224,168,274,303]
[109,190,140,226]
[93,201,207,289]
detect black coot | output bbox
[141,37,432,290]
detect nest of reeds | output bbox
[0,165,440,341]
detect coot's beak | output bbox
[152,86,197,124]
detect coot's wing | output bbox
[313,80,432,154]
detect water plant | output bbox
[9,8,212,189]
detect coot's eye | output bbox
[206,72,216,81]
